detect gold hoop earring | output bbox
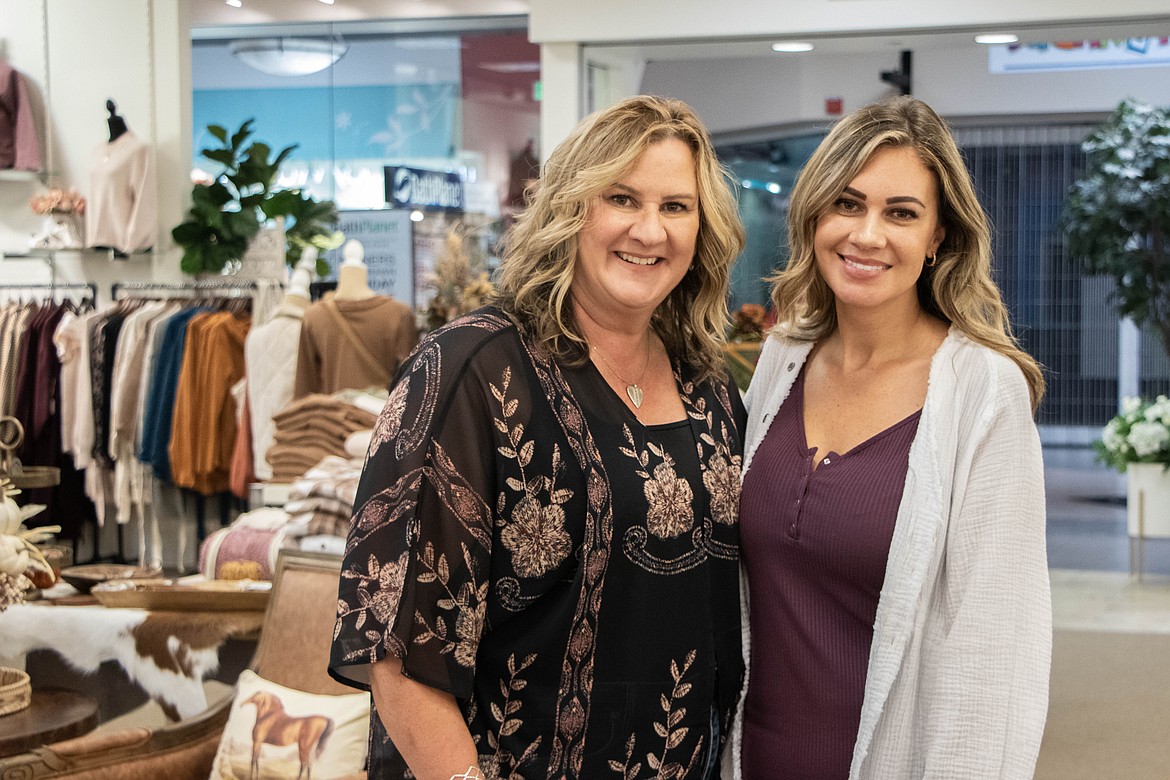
[925,253,938,268]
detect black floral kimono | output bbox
[330,307,745,779]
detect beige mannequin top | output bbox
[334,239,375,300]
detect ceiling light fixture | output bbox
[974,33,1020,45]
[230,36,349,76]
[772,41,815,53]
[318,0,335,4]
[225,0,241,7]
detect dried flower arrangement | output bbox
[423,224,496,331]
[29,187,86,216]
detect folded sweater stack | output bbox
[284,454,364,539]
[265,390,381,483]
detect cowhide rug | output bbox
[0,604,262,720]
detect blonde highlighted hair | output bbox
[771,95,1045,410]
[495,95,746,382]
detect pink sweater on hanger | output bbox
[0,63,42,171]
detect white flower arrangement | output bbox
[1096,395,1170,473]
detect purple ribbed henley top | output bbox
[739,366,920,780]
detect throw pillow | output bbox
[209,669,369,779]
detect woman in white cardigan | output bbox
[727,96,1050,779]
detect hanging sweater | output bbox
[0,63,41,171]
[86,131,156,254]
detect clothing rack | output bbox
[111,279,263,299]
[108,278,265,565]
[0,282,98,301]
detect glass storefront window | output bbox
[190,19,540,311]
[716,134,821,311]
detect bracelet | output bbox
[449,767,485,780]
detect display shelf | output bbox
[0,170,41,183]
[1,247,153,262]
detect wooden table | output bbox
[0,688,99,758]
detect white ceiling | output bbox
[189,2,1170,67]
[594,19,1170,61]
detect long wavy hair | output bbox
[495,95,745,382]
[771,95,1045,410]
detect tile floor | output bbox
[1045,447,1170,634]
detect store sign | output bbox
[324,209,415,305]
[384,165,464,211]
[988,37,1170,73]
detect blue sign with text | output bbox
[384,165,464,211]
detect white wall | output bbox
[0,0,190,297]
[530,0,1170,44]
[641,46,1170,134]
[189,0,527,28]
[529,0,1170,151]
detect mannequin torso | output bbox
[334,239,375,300]
[106,99,128,143]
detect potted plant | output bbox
[172,119,341,277]
[1061,97,1170,360]
[1062,99,1170,542]
[1096,396,1170,539]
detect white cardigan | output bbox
[725,328,1051,779]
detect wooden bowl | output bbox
[58,564,145,594]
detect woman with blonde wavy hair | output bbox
[332,95,747,779]
[728,96,1050,779]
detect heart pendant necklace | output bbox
[591,337,652,409]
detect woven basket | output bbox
[0,666,31,716]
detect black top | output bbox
[331,307,746,778]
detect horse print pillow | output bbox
[211,670,370,779]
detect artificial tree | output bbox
[1062,98,1170,359]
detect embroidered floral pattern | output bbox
[494,367,574,578]
[608,651,705,779]
[644,459,694,540]
[503,495,572,578]
[619,425,695,540]
[334,550,410,659]
[477,653,543,778]
[413,541,488,669]
[370,375,409,450]
[702,434,742,527]
[331,310,744,778]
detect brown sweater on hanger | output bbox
[293,296,418,399]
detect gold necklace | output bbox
[590,338,651,408]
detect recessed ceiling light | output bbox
[974,33,1019,45]
[318,0,335,4]
[772,41,815,53]
[225,0,241,7]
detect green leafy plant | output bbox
[172,120,341,276]
[1061,98,1170,359]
